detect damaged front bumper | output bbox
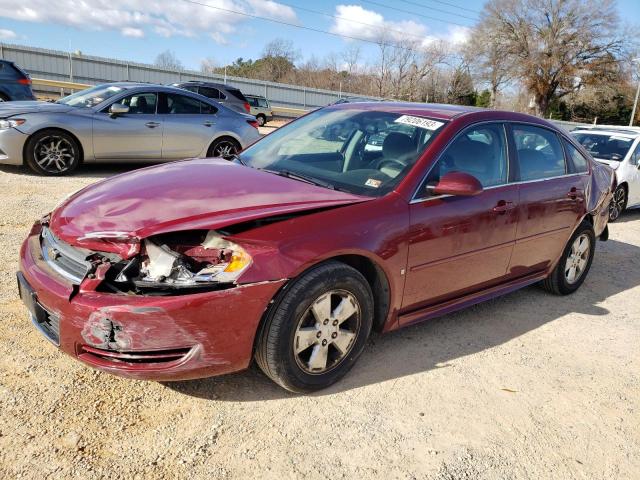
[19,224,286,381]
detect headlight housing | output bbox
[0,118,26,130]
[119,231,252,291]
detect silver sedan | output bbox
[0,83,261,175]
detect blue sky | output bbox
[0,0,638,70]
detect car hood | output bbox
[594,158,620,170]
[49,158,371,257]
[0,101,75,116]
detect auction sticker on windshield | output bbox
[394,115,444,131]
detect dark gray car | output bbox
[0,82,260,175]
[0,60,36,102]
[173,81,251,115]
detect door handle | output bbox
[203,121,215,127]
[145,122,160,128]
[492,200,515,214]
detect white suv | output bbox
[571,126,640,221]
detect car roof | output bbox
[329,101,545,123]
[98,82,207,94]
[571,126,640,137]
[176,81,241,91]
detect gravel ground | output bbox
[0,161,638,480]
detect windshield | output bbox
[56,85,125,108]
[571,132,635,161]
[239,108,445,197]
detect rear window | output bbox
[0,61,27,79]
[571,132,635,161]
[226,88,248,102]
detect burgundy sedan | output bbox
[18,103,615,392]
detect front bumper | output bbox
[0,127,28,165]
[19,226,286,381]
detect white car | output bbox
[571,126,640,221]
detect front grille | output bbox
[80,345,192,365]
[41,227,91,283]
[31,308,60,345]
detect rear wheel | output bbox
[0,94,8,102]
[255,261,374,392]
[541,222,595,295]
[25,129,80,175]
[207,137,241,158]
[608,185,627,222]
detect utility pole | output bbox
[630,58,640,127]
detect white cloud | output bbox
[330,4,469,48]
[331,5,433,46]
[245,0,296,23]
[121,27,144,38]
[0,0,298,43]
[0,28,17,40]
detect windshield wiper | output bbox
[265,169,338,190]
[226,153,249,166]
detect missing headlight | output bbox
[99,230,252,295]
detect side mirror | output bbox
[430,172,483,197]
[109,103,129,117]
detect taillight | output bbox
[17,78,31,85]
[244,102,251,113]
[247,120,259,129]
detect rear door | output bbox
[92,91,163,159]
[402,122,518,316]
[624,141,640,206]
[507,124,587,276]
[159,92,218,159]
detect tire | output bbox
[207,137,241,158]
[25,129,81,176]
[608,185,627,222]
[541,222,596,295]
[256,114,266,127]
[0,93,8,102]
[255,261,374,393]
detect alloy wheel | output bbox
[293,289,361,374]
[213,141,238,157]
[609,187,625,221]
[33,135,75,173]
[565,233,591,284]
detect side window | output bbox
[631,143,640,166]
[200,101,217,115]
[258,98,269,108]
[563,140,590,173]
[183,85,199,93]
[423,123,508,191]
[165,94,203,114]
[199,87,220,99]
[117,92,157,114]
[247,97,258,107]
[513,125,566,181]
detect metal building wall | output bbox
[0,43,379,109]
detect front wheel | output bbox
[609,185,627,222]
[255,261,374,393]
[25,129,80,175]
[541,222,595,295]
[256,114,266,127]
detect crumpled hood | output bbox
[49,158,371,256]
[0,100,74,116]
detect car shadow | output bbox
[0,162,152,179]
[615,208,640,224]
[165,237,640,402]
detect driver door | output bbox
[92,91,163,159]
[626,142,640,206]
[401,123,518,319]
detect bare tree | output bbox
[479,0,627,115]
[200,57,217,74]
[154,50,183,71]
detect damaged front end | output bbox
[99,230,253,295]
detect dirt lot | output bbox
[0,161,638,480]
